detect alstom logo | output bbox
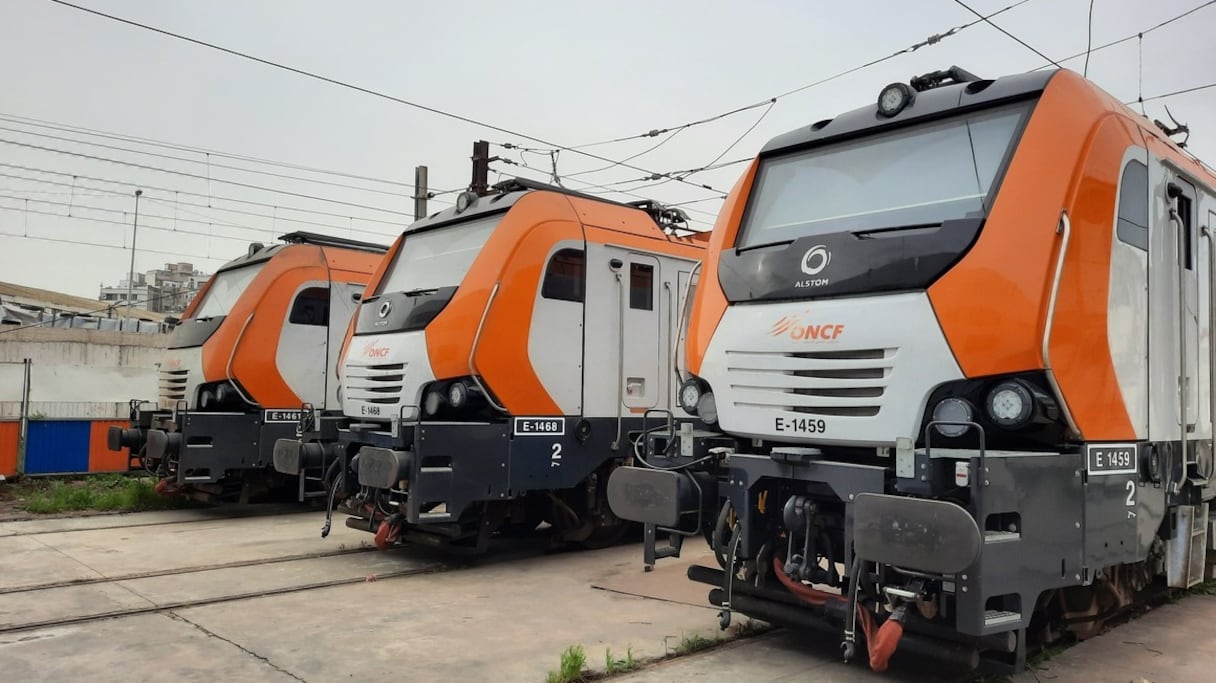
[769,314,844,341]
[362,341,391,358]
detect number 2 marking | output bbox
[1125,479,1137,519]
[551,443,563,468]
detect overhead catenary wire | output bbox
[45,0,728,196]
[952,0,1061,68]
[0,205,234,261]
[1132,81,1216,104]
[0,137,422,218]
[0,191,277,242]
[548,0,1034,158]
[1033,0,1215,72]
[1083,0,1096,77]
[0,110,419,191]
[0,123,416,199]
[0,169,405,236]
[0,161,427,228]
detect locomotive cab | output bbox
[276,179,707,550]
[109,232,385,501]
[607,67,1216,673]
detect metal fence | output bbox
[0,359,151,477]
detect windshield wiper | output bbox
[852,223,942,239]
[402,287,440,297]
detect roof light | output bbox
[877,82,914,118]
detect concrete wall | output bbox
[0,327,165,420]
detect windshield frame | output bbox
[735,99,1035,252]
[373,211,507,297]
[189,263,265,320]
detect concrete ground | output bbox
[0,507,1210,682]
[0,507,731,682]
[615,597,1216,683]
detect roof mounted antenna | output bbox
[910,66,981,93]
[627,200,691,234]
[1154,106,1190,149]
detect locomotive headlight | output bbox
[986,381,1034,428]
[697,392,718,425]
[932,398,973,437]
[198,388,215,410]
[216,383,232,404]
[877,82,914,117]
[678,378,702,414]
[448,381,469,409]
[423,388,445,416]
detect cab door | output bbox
[581,245,661,418]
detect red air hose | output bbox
[373,517,402,550]
[868,605,907,672]
[772,556,889,670]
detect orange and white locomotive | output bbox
[608,67,1216,672]
[274,179,706,549]
[109,232,386,501]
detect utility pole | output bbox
[413,165,428,221]
[126,189,143,312]
[469,140,491,196]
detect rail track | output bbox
[0,558,450,635]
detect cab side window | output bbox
[541,249,585,303]
[289,287,330,326]
[1116,160,1149,251]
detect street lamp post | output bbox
[126,189,143,313]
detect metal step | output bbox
[418,511,454,522]
[984,530,1021,543]
[984,610,1022,628]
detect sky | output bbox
[0,0,1212,299]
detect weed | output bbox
[20,475,188,514]
[546,644,587,683]
[673,631,718,656]
[1189,578,1216,596]
[603,646,639,675]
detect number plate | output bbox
[513,417,565,436]
[1086,444,1138,475]
[774,416,827,435]
[264,410,304,424]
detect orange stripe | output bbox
[201,244,380,408]
[687,161,759,376]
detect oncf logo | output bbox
[377,300,393,318]
[770,313,844,341]
[800,245,831,276]
[362,341,390,358]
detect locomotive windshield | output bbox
[376,214,501,295]
[190,264,264,319]
[737,102,1031,249]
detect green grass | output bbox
[1188,578,1216,596]
[603,647,639,675]
[546,644,587,683]
[671,631,718,656]
[19,474,188,514]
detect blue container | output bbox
[24,421,90,475]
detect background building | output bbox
[98,262,210,314]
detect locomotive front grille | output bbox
[723,347,895,417]
[345,361,406,406]
[158,369,189,403]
